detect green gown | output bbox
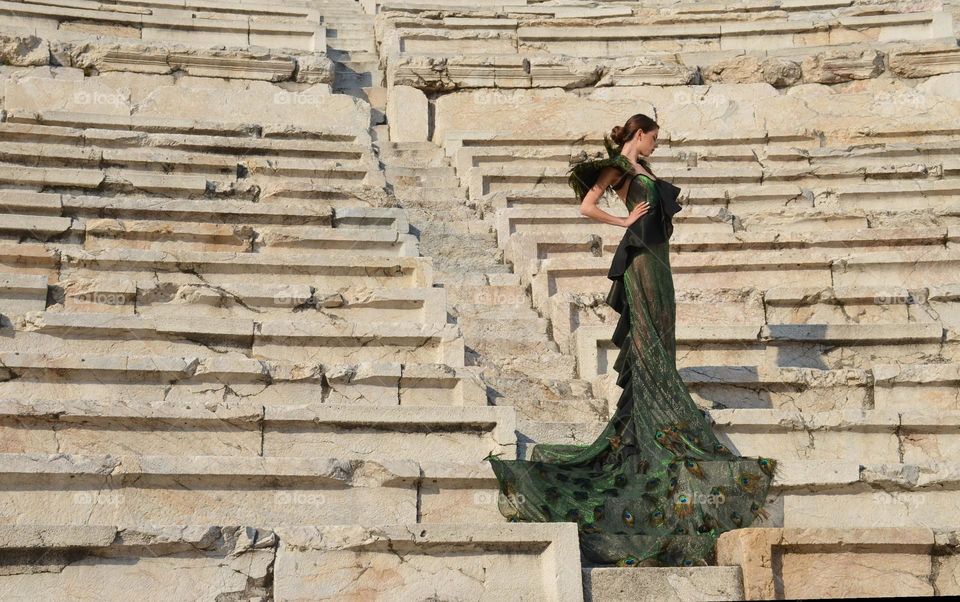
[484,138,777,567]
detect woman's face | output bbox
[636,128,659,157]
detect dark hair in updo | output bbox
[610,113,658,177]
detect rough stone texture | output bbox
[387,84,429,141]
[1,0,959,598]
[718,528,936,600]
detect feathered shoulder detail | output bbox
[567,134,633,203]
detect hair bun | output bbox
[610,125,623,145]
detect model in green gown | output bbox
[484,136,777,567]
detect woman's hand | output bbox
[620,202,650,227]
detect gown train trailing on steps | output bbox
[484,138,778,567]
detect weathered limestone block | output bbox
[873,362,960,412]
[387,85,428,141]
[390,54,696,90]
[0,33,48,67]
[0,273,47,317]
[0,526,275,599]
[4,70,368,130]
[273,523,584,601]
[718,528,936,600]
[583,566,744,602]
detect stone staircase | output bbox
[1,0,959,598]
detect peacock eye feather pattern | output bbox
[684,458,706,479]
[673,493,694,519]
[757,457,778,478]
[736,471,765,495]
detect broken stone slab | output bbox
[388,53,697,90]
[0,525,276,598]
[0,32,49,67]
[52,39,334,83]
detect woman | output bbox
[484,114,777,567]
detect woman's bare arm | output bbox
[579,166,648,227]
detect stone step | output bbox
[1,191,410,232]
[386,164,456,178]
[0,115,369,156]
[518,408,960,465]
[0,3,320,52]
[326,38,376,52]
[0,452,419,525]
[392,184,470,202]
[470,365,598,422]
[0,350,486,407]
[1,216,417,255]
[418,456,960,533]
[452,301,539,320]
[8,310,465,365]
[577,318,952,381]
[0,400,514,463]
[457,315,552,342]
[377,146,448,167]
[0,523,581,600]
[467,162,960,203]
[582,566,744,601]
[551,280,955,359]
[0,243,434,287]
[507,220,956,275]
[390,10,953,62]
[1,271,447,323]
[531,248,960,318]
[718,527,950,599]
